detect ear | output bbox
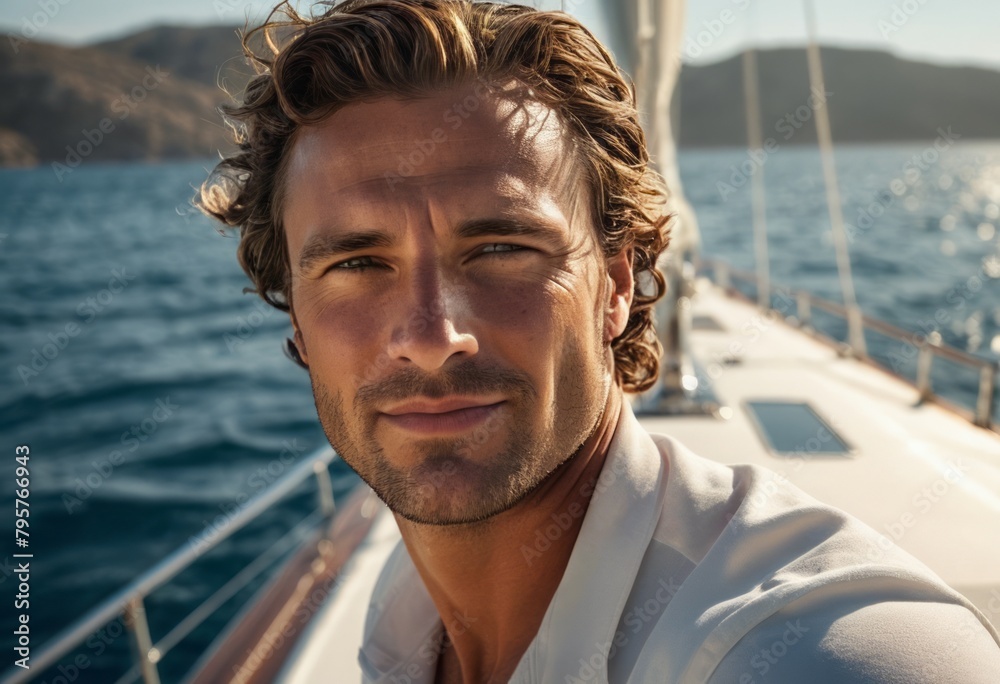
[288,302,310,367]
[604,247,634,343]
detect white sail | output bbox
[593,0,700,262]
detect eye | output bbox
[329,256,383,271]
[479,243,526,255]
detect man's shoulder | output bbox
[642,429,871,564]
[642,429,942,576]
[705,594,1000,683]
[630,431,1000,681]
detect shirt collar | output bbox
[359,398,667,684]
[510,398,667,682]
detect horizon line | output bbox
[5,20,1000,74]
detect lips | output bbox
[379,397,506,435]
[382,397,504,415]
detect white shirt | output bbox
[359,400,1000,683]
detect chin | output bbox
[383,452,538,526]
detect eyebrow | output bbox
[456,217,567,245]
[296,216,568,273]
[297,231,394,273]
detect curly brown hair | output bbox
[197,0,672,392]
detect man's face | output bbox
[282,84,632,525]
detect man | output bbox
[198,1,1000,681]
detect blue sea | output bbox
[1,143,998,682]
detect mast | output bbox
[620,0,709,412]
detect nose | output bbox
[386,267,479,372]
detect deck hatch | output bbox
[692,314,726,332]
[744,400,852,456]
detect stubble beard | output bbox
[309,340,607,527]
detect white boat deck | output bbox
[642,279,1000,617]
[276,495,399,684]
[280,279,1000,683]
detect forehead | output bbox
[281,85,587,230]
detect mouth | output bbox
[379,397,506,436]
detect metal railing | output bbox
[702,258,999,431]
[1,449,338,684]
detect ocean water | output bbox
[681,142,1000,398]
[1,143,998,682]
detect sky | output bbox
[2,0,999,70]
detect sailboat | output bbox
[5,0,997,682]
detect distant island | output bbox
[1,24,999,168]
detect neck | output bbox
[395,387,624,684]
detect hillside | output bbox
[94,24,254,93]
[1,25,998,168]
[0,34,237,168]
[677,46,1000,147]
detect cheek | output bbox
[298,288,387,382]
[469,273,596,365]
[472,279,549,337]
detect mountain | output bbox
[676,46,1000,147]
[94,24,254,93]
[0,32,238,169]
[0,127,36,167]
[1,25,998,168]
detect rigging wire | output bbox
[802,0,867,355]
[742,1,771,310]
[743,48,771,310]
